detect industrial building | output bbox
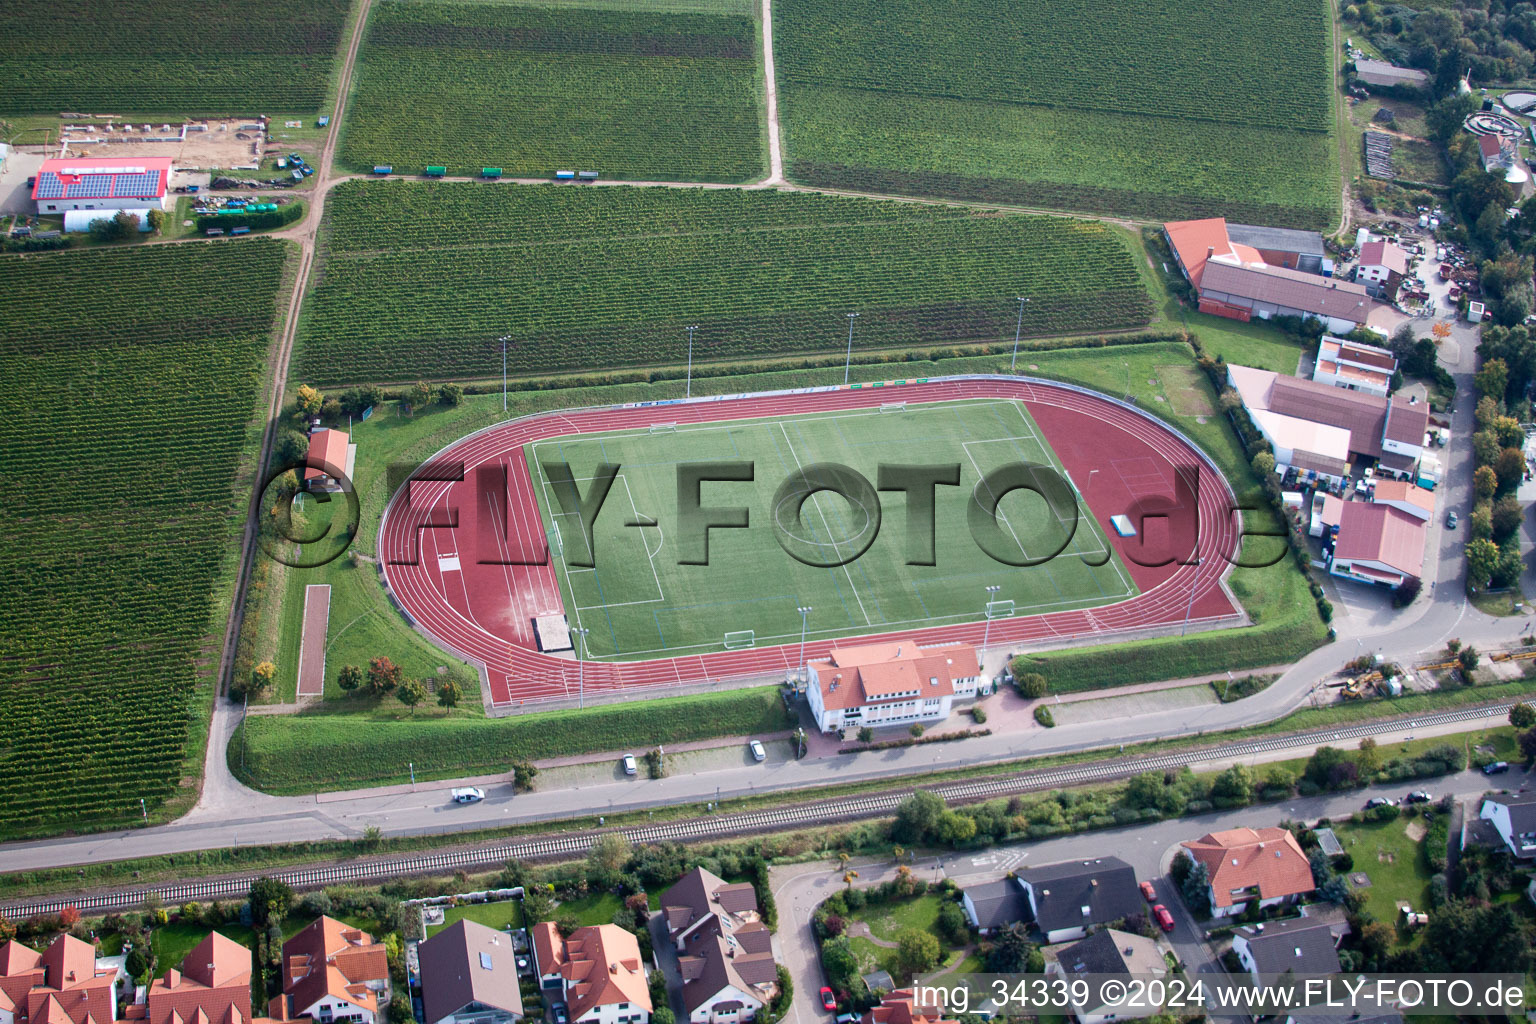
[31,156,173,214]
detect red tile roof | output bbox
[530,921,563,975]
[281,916,386,1019]
[552,926,650,1023]
[809,642,978,712]
[1334,502,1426,579]
[860,991,958,1024]
[1264,374,1389,458]
[3,936,119,1024]
[1372,479,1435,515]
[1358,240,1408,276]
[305,428,350,483]
[1164,218,1232,288]
[147,933,252,1024]
[1480,135,1503,159]
[1181,827,1313,908]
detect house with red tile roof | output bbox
[270,917,388,1024]
[859,990,957,1024]
[805,642,980,733]
[528,925,649,1024]
[1181,827,1314,918]
[0,935,130,1024]
[659,868,778,1024]
[305,429,354,492]
[1355,240,1410,299]
[145,932,254,1024]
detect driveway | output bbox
[0,150,45,217]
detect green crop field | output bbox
[775,0,1338,228]
[529,398,1136,660]
[0,0,351,114]
[0,241,289,838]
[295,183,1153,385]
[338,0,763,180]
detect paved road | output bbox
[770,764,1525,1024]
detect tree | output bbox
[295,385,325,418]
[896,928,942,977]
[985,925,1034,973]
[1496,447,1526,491]
[395,678,426,714]
[857,726,873,743]
[337,664,363,693]
[1510,703,1536,730]
[125,943,154,981]
[437,382,464,406]
[522,885,555,922]
[1251,450,1276,478]
[248,876,294,928]
[251,661,275,695]
[274,428,308,467]
[1473,430,1502,466]
[1492,496,1525,542]
[1519,727,1536,765]
[1476,358,1511,401]
[822,935,861,995]
[146,208,165,234]
[1393,576,1421,608]
[1357,736,1381,777]
[1180,859,1212,916]
[1458,646,1480,672]
[1475,465,1499,499]
[651,1009,676,1024]
[437,678,461,711]
[59,905,81,928]
[1017,672,1048,698]
[1304,746,1348,787]
[909,723,925,738]
[367,656,402,696]
[1467,538,1500,590]
[1211,764,1254,805]
[937,900,969,945]
[892,791,946,844]
[588,833,631,878]
[1471,503,1493,540]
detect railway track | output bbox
[6,695,1523,918]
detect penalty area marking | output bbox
[296,584,331,699]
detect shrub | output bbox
[1034,705,1055,727]
[1018,672,1048,698]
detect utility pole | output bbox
[844,312,859,384]
[686,325,698,399]
[498,334,512,413]
[1010,296,1029,372]
[1181,557,1204,636]
[408,761,415,786]
[797,605,813,683]
[981,584,1001,657]
[574,626,591,709]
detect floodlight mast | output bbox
[844,312,859,384]
[1010,297,1029,372]
[797,605,813,681]
[981,584,1001,659]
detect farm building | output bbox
[1326,501,1426,588]
[1165,218,1380,333]
[1354,239,1409,299]
[31,156,172,214]
[805,641,980,733]
[1353,59,1428,89]
[1226,364,1428,481]
[305,428,356,491]
[1312,336,1396,396]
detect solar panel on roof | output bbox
[35,173,66,199]
[112,171,161,197]
[66,174,115,198]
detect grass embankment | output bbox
[234,685,792,793]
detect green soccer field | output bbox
[527,398,1137,660]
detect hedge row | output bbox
[196,201,305,233]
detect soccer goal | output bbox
[648,422,678,434]
[985,599,1016,619]
[546,525,564,558]
[723,629,756,649]
[879,402,907,414]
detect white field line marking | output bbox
[777,421,872,625]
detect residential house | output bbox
[1180,828,1315,918]
[1045,929,1166,1024]
[1013,858,1141,944]
[805,642,980,734]
[959,879,1030,935]
[1479,134,1514,175]
[659,867,779,1024]
[272,916,389,1024]
[1478,792,1536,860]
[528,924,650,1024]
[1353,59,1428,89]
[305,428,354,492]
[145,931,255,1024]
[1230,918,1342,984]
[0,935,130,1024]
[1312,337,1396,397]
[1354,241,1409,300]
[858,991,957,1024]
[1226,364,1428,482]
[418,920,523,1024]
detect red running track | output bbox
[378,377,1243,708]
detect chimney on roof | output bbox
[1090,879,1098,887]
[1207,246,1214,260]
[1256,923,1265,933]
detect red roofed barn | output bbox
[805,642,980,733]
[32,156,172,213]
[1181,827,1315,918]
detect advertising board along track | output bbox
[377,376,1244,709]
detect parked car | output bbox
[820,988,837,1012]
[622,754,638,775]
[1364,796,1396,809]
[553,1006,568,1024]
[1404,791,1433,804]
[1139,880,1157,902]
[451,787,485,803]
[1485,761,1511,775]
[1153,904,1175,933]
[750,740,766,762]
[1446,510,1458,529]
[837,1015,859,1024]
